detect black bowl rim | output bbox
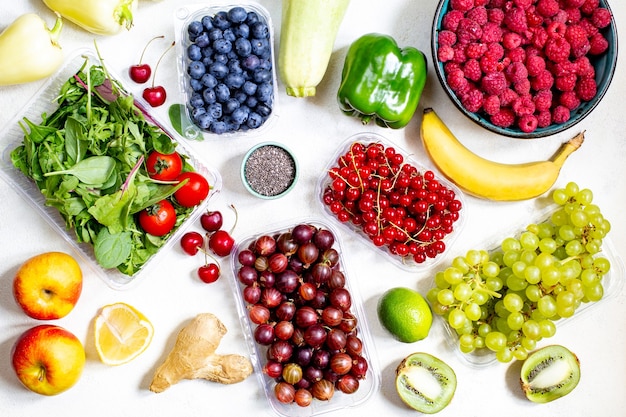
[431,0,619,139]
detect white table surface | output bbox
[1,1,624,416]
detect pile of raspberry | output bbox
[436,0,613,133]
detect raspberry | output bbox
[450,0,475,12]
[483,94,501,115]
[537,110,552,127]
[507,46,526,63]
[555,73,577,92]
[591,8,612,28]
[466,42,488,59]
[481,71,508,95]
[552,105,571,124]
[474,0,489,6]
[559,91,581,110]
[546,21,567,38]
[444,61,462,74]
[463,59,483,81]
[481,22,503,43]
[499,88,520,107]
[466,6,488,26]
[544,37,571,63]
[512,94,535,116]
[505,61,528,83]
[526,54,546,76]
[579,19,599,37]
[485,42,505,60]
[518,114,539,133]
[567,8,583,24]
[536,0,559,18]
[488,8,505,25]
[438,45,455,62]
[589,32,608,55]
[574,56,595,78]
[531,69,554,90]
[438,30,457,47]
[480,55,498,73]
[530,27,549,48]
[504,7,529,33]
[566,25,590,50]
[575,76,597,101]
[514,78,531,95]
[456,18,483,44]
[452,44,469,63]
[533,89,553,111]
[491,108,516,127]
[514,0,533,9]
[503,32,523,49]
[564,0,586,7]
[461,88,484,112]
[581,0,600,16]
[442,10,464,31]
[447,69,470,93]
[552,60,578,77]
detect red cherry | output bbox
[129,35,164,84]
[209,230,235,257]
[198,263,220,283]
[200,210,223,232]
[180,231,204,255]
[143,86,167,107]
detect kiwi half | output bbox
[395,352,456,414]
[520,345,581,403]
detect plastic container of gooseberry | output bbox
[435,205,625,368]
[228,217,380,417]
[317,132,467,272]
[173,2,279,141]
[0,48,222,290]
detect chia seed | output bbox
[244,144,296,197]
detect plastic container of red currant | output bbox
[318,132,467,272]
[173,2,279,140]
[435,205,625,368]
[228,218,380,417]
[0,48,223,290]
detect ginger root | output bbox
[149,312,253,393]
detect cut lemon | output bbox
[94,302,154,365]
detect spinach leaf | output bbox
[44,155,116,186]
[94,228,132,269]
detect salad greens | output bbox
[10,55,201,276]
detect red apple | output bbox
[12,325,85,395]
[13,252,83,320]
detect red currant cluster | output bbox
[322,141,463,265]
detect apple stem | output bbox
[150,41,176,88]
[139,35,165,65]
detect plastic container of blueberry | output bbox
[436,205,625,368]
[228,217,380,417]
[173,2,279,140]
[317,132,467,273]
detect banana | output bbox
[420,108,584,201]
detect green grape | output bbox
[431,301,448,316]
[486,276,504,292]
[579,253,595,269]
[564,181,579,196]
[426,287,441,304]
[494,300,508,317]
[534,252,556,269]
[525,285,542,302]
[538,237,557,254]
[502,250,520,267]
[519,249,537,265]
[552,188,569,205]
[459,333,474,348]
[583,282,604,302]
[489,251,504,266]
[565,240,584,256]
[536,222,555,239]
[473,336,485,349]
[556,305,575,318]
[448,308,467,329]
[502,237,521,252]
[556,291,575,310]
[485,332,507,352]
[495,347,513,363]
[465,249,484,267]
[561,259,582,281]
[524,265,541,284]
[593,257,611,275]
[443,267,463,285]
[566,279,585,300]
[600,218,612,235]
[511,261,527,278]
[570,209,589,228]
[453,282,472,302]
[585,240,601,254]
[477,323,492,338]
[537,295,557,318]
[482,261,501,278]
[551,209,569,226]
[434,271,450,289]
[472,290,490,306]
[580,268,598,286]
[512,347,529,361]
[519,231,540,250]
[538,319,557,338]
[503,293,524,312]
[521,320,541,340]
[507,311,525,330]
[558,224,577,241]
[437,288,455,306]
[576,188,593,205]
[451,256,470,274]
[495,317,512,334]
[521,337,537,351]
[507,330,521,343]
[464,302,482,322]
[459,343,475,354]
[541,265,561,287]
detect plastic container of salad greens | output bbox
[0,48,222,290]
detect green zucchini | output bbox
[278,0,350,97]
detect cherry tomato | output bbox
[146,151,183,181]
[174,172,210,207]
[138,199,177,236]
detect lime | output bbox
[377,287,433,343]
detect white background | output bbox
[1,1,624,416]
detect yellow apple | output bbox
[13,252,83,320]
[11,325,86,395]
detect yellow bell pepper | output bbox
[0,13,64,86]
[42,0,138,36]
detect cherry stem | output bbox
[228,204,238,235]
[198,239,220,267]
[139,35,165,65]
[150,41,176,88]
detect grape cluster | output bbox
[184,6,274,134]
[235,224,369,407]
[427,182,612,363]
[322,140,463,265]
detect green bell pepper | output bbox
[337,33,428,129]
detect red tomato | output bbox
[138,199,177,236]
[174,172,210,207]
[146,151,183,181]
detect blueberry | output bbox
[201,56,214,67]
[225,73,245,89]
[202,88,216,104]
[201,73,218,88]
[242,81,257,96]
[188,21,203,37]
[194,32,210,48]
[201,15,213,31]
[251,38,270,57]
[191,106,206,119]
[253,69,272,84]
[207,102,223,119]
[233,23,250,39]
[189,92,204,108]
[212,11,231,29]
[209,121,228,134]
[259,58,273,71]
[189,78,203,92]
[242,54,260,71]
[201,46,214,58]
[232,106,249,125]
[195,112,213,130]
[234,91,248,103]
[187,61,206,79]
[247,112,264,129]
[250,22,269,39]
[255,103,272,118]
[214,53,229,64]
[187,44,202,61]
[234,38,252,57]
[208,27,223,41]
[256,82,273,103]
[215,83,231,102]
[223,28,236,42]
[227,7,248,24]
[246,12,260,26]
[223,98,240,114]
[213,38,232,54]
[228,59,243,75]
[245,95,258,109]
[209,62,229,79]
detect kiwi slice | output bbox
[520,345,581,403]
[395,352,456,414]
